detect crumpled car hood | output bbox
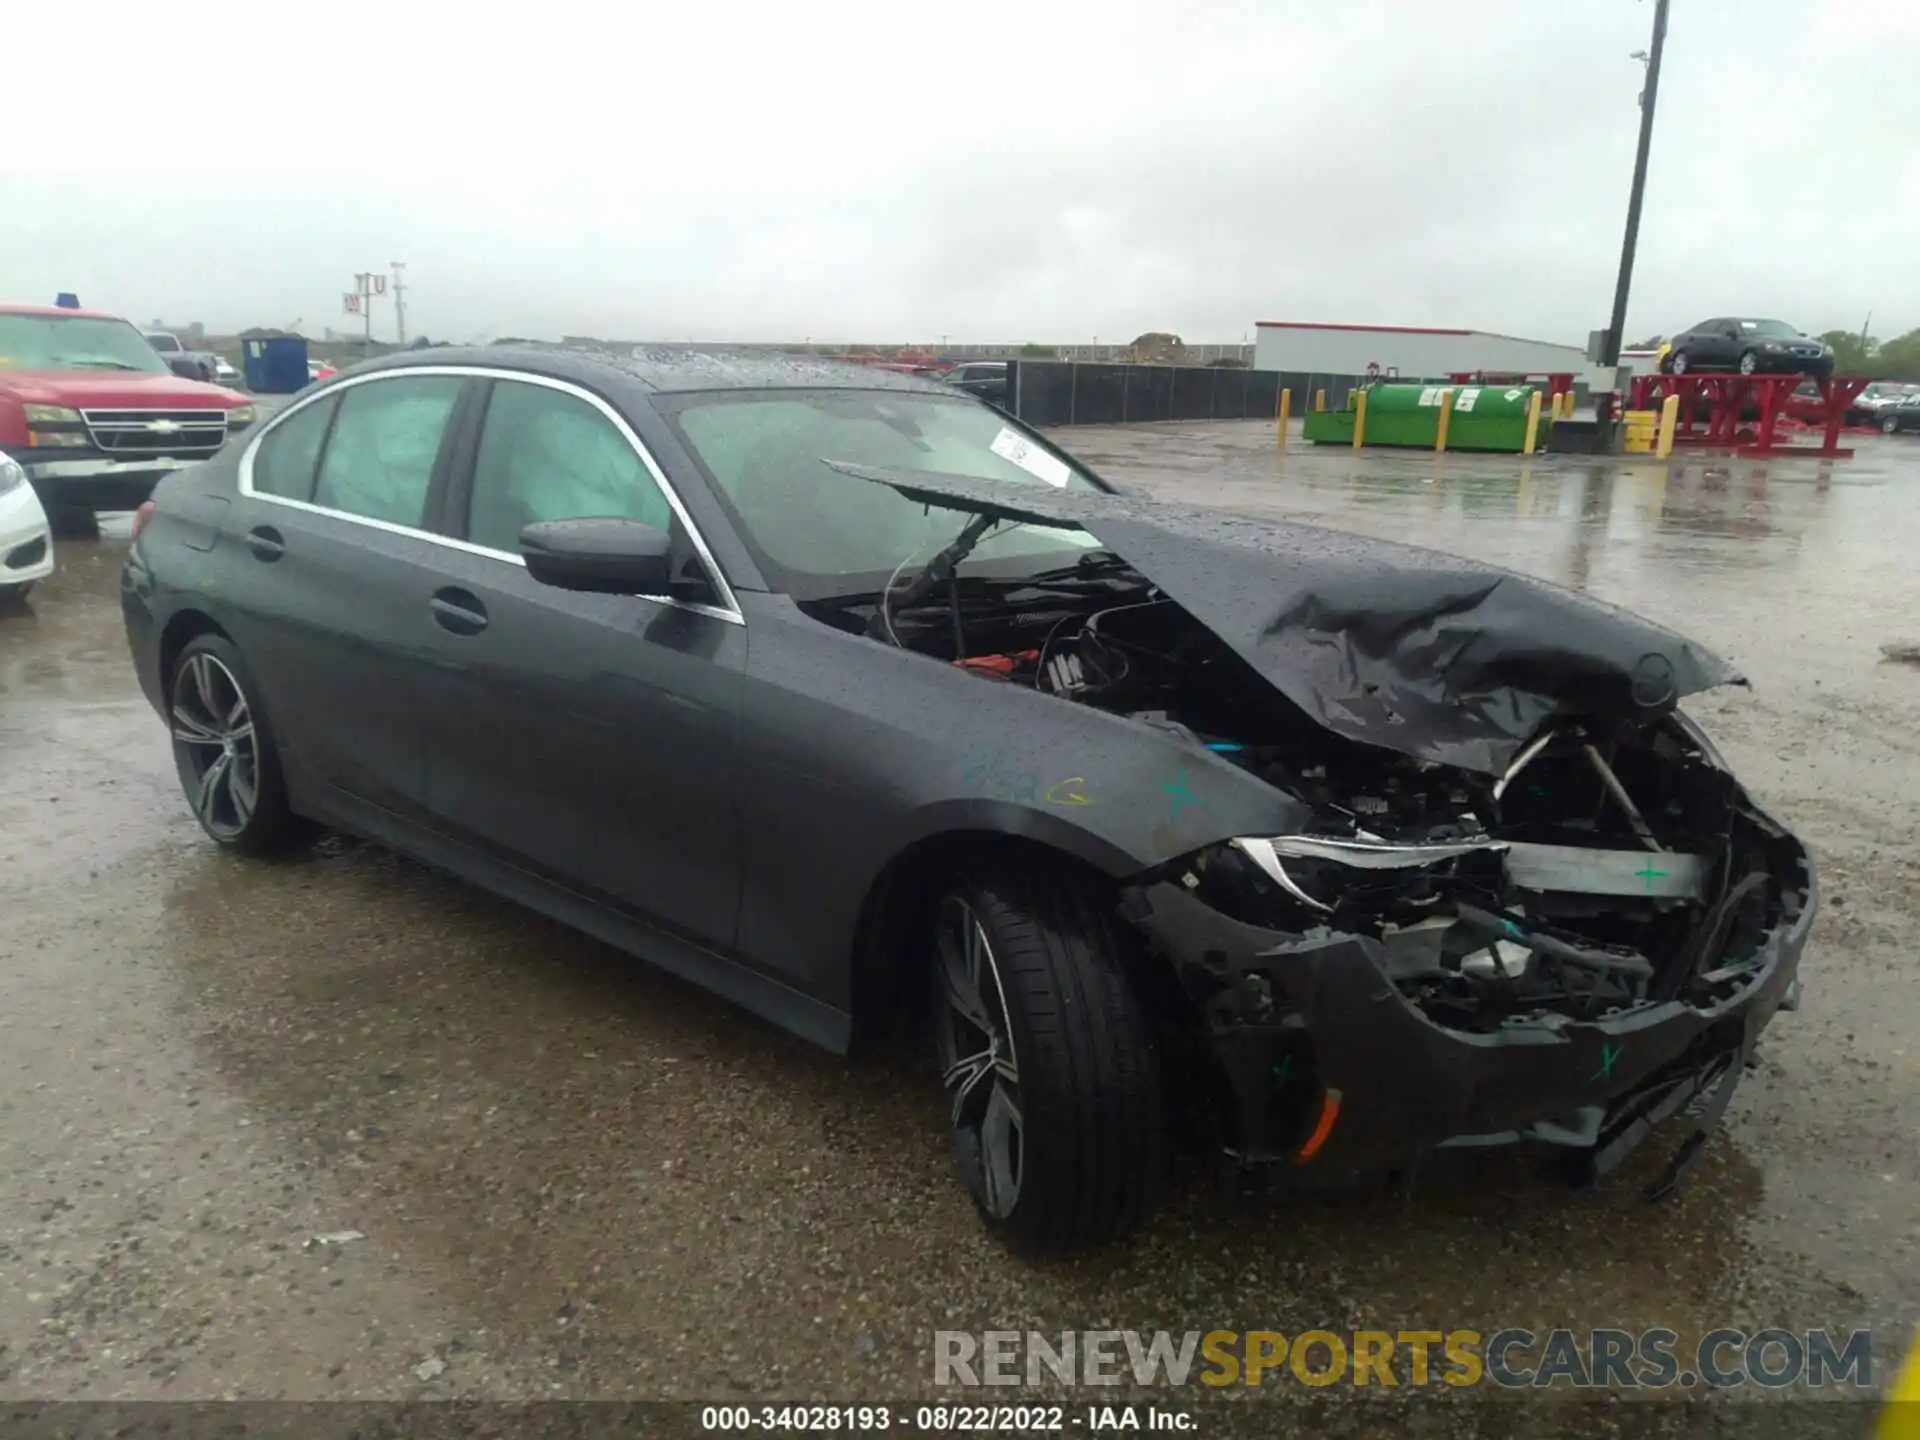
[830,462,1746,775]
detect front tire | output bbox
[1885,416,1902,436]
[930,864,1164,1254]
[0,582,32,605]
[1738,350,1759,375]
[168,634,308,854]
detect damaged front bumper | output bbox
[1118,841,1814,1188]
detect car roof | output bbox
[0,302,131,321]
[347,344,956,397]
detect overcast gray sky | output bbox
[4,0,1913,346]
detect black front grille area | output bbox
[5,535,48,570]
[80,408,229,458]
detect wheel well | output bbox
[846,830,1127,1055]
[157,610,228,702]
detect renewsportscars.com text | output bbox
[934,1328,1874,1390]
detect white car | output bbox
[212,355,241,385]
[0,451,54,602]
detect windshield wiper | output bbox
[66,358,144,370]
[1018,550,1133,582]
[870,513,1003,647]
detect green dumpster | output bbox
[1303,382,1545,452]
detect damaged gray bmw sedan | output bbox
[121,349,1814,1255]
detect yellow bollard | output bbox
[1656,393,1680,458]
[1314,388,1326,412]
[1277,388,1291,448]
[1522,390,1543,454]
[1553,392,1568,421]
[1352,389,1369,448]
[1434,388,1455,453]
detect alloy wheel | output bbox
[934,895,1024,1219]
[1739,352,1758,375]
[171,652,260,839]
[1670,351,1689,375]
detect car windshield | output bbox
[146,333,183,352]
[1737,319,1801,338]
[0,315,172,374]
[665,388,1105,598]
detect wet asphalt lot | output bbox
[2,418,1916,1427]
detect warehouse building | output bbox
[1254,321,1614,391]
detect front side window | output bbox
[252,394,339,501]
[313,375,463,527]
[464,380,674,553]
[0,314,171,374]
[667,388,1103,598]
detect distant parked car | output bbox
[212,355,241,386]
[942,361,1009,407]
[1853,382,1918,418]
[0,449,55,602]
[1781,381,1828,426]
[307,359,338,384]
[144,331,219,383]
[1877,396,1920,435]
[1658,319,1833,380]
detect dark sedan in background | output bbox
[1877,395,1920,434]
[1659,318,1833,379]
[120,348,1813,1253]
[940,361,1009,407]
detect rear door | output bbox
[409,372,748,953]
[224,371,473,820]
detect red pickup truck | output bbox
[0,302,256,524]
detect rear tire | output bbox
[1668,350,1689,376]
[168,634,310,855]
[929,863,1164,1254]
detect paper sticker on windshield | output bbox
[991,427,1073,488]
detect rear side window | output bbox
[251,395,338,501]
[463,380,673,553]
[313,376,463,528]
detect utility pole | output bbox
[392,262,408,345]
[1602,0,1669,368]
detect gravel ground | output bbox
[1,421,1915,1436]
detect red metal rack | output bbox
[1625,373,1871,457]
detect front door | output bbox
[411,374,747,953]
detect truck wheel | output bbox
[929,863,1164,1254]
[169,634,311,855]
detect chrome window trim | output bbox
[237,365,745,626]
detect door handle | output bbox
[429,587,489,636]
[245,525,285,562]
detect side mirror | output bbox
[520,517,673,595]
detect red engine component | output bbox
[952,650,1040,680]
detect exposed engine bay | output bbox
[809,547,1802,1038]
